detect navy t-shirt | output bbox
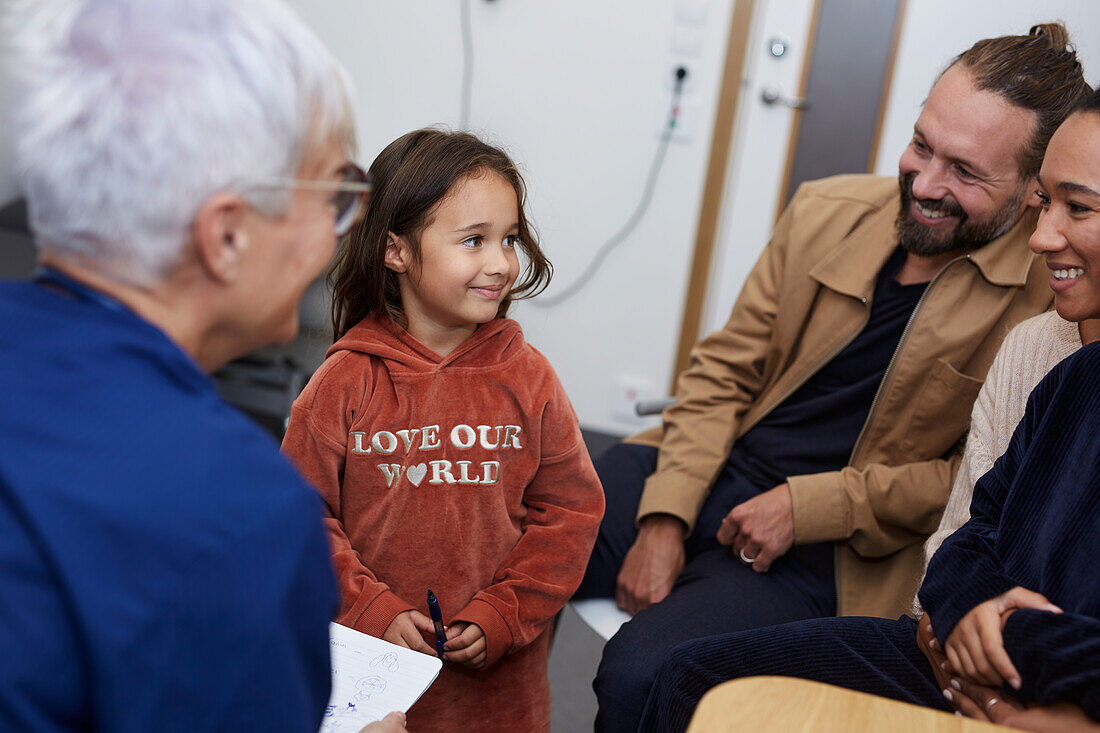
[728,247,926,489]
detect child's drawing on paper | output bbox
[319,701,365,733]
[370,653,399,672]
[355,675,388,700]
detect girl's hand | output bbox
[444,621,487,669]
[382,610,437,657]
[944,586,1061,690]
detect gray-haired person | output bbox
[0,1,403,730]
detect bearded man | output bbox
[575,23,1092,733]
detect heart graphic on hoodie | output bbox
[406,463,428,487]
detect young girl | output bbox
[282,128,604,732]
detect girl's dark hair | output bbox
[1078,86,1100,115]
[329,128,552,341]
[949,23,1091,179]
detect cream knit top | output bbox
[913,310,1081,616]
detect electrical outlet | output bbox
[612,375,657,421]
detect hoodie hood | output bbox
[326,314,527,372]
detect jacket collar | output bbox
[811,194,1039,299]
[809,197,898,300]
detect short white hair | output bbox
[4,0,356,286]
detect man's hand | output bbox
[358,711,408,733]
[944,586,1062,690]
[716,483,794,573]
[444,621,487,669]
[949,677,1100,732]
[381,610,438,657]
[615,514,687,615]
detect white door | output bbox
[702,0,817,334]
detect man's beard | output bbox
[895,172,1026,257]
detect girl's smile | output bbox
[385,170,521,356]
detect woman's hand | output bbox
[444,621,487,669]
[949,677,1100,732]
[944,586,1061,689]
[382,610,438,657]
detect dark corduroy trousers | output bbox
[576,443,837,733]
[638,615,950,732]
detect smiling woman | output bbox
[1030,99,1100,338]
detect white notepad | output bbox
[319,622,443,732]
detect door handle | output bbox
[760,85,809,110]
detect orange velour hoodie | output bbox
[282,315,604,732]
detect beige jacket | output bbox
[629,174,1052,618]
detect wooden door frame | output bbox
[670,0,758,392]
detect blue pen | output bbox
[426,589,446,659]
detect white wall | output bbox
[286,0,737,435]
[0,63,16,204]
[874,2,1100,177]
[5,1,1093,437]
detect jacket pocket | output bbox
[901,359,983,458]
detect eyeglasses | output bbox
[241,163,372,236]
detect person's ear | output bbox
[384,232,410,273]
[1025,176,1043,208]
[192,193,250,284]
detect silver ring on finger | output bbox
[985,697,1000,713]
[738,548,756,565]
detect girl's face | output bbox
[1029,112,1100,323]
[386,171,521,355]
